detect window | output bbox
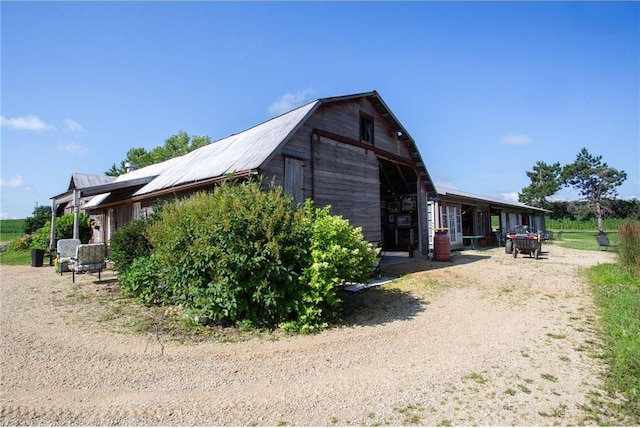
[442,205,462,244]
[360,114,373,143]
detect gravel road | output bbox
[0,244,625,426]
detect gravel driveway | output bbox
[0,244,624,426]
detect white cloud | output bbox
[501,134,532,146]
[0,175,24,188]
[57,143,88,154]
[268,90,314,116]
[434,180,458,190]
[64,119,84,131]
[498,192,520,203]
[0,115,54,131]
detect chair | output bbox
[493,230,505,247]
[70,243,107,283]
[56,239,81,276]
[596,232,615,249]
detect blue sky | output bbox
[1,1,639,219]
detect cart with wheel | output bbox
[505,226,542,259]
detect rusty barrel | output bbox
[434,230,451,261]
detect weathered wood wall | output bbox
[261,97,419,244]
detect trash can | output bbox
[31,249,45,267]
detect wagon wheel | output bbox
[513,248,518,258]
[534,249,539,259]
[505,240,513,254]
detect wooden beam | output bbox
[313,129,416,168]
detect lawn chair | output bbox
[70,243,107,283]
[596,232,615,249]
[56,238,81,276]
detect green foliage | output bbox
[134,179,377,333]
[282,201,378,333]
[109,218,153,274]
[4,234,33,251]
[617,220,640,276]
[106,131,211,176]
[29,212,92,250]
[119,255,169,305]
[518,161,562,208]
[23,205,51,234]
[562,148,627,232]
[588,263,640,420]
[146,179,311,328]
[546,218,624,231]
[0,250,31,265]
[0,219,26,241]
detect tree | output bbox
[106,131,212,176]
[519,161,562,208]
[24,205,51,234]
[561,147,627,232]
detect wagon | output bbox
[505,227,542,259]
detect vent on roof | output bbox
[125,162,136,173]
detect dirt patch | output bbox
[0,244,628,425]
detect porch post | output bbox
[49,200,57,251]
[73,189,80,240]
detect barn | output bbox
[53,91,438,255]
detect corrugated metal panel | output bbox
[133,100,319,196]
[436,186,549,212]
[70,173,115,190]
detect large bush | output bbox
[140,178,377,332]
[146,179,310,327]
[109,218,154,274]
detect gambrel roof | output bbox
[84,91,436,208]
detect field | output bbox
[0,218,25,242]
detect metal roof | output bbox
[132,100,320,197]
[436,186,550,213]
[68,173,115,190]
[82,91,437,207]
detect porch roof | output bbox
[436,186,551,213]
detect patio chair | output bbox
[70,243,107,283]
[56,238,81,276]
[596,232,616,249]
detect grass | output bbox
[0,218,25,242]
[587,262,640,423]
[550,230,619,251]
[0,250,31,265]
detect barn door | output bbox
[284,156,304,205]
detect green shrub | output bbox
[119,255,168,305]
[4,234,32,251]
[134,178,378,333]
[146,179,310,328]
[109,218,153,274]
[54,212,92,244]
[28,213,93,251]
[281,202,378,333]
[617,220,640,276]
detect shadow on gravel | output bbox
[339,286,426,327]
[338,251,495,327]
[380,252,491,277]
